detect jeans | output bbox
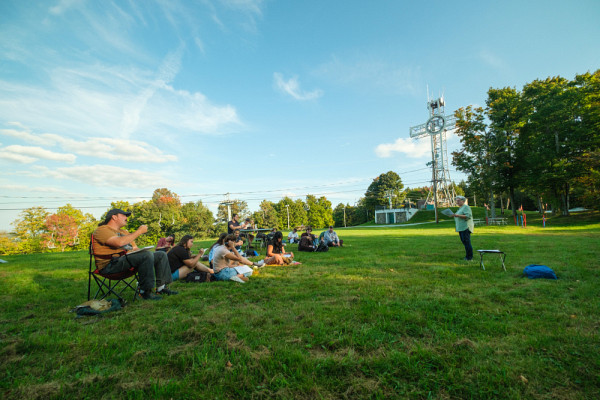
[458,229,473,260]
[101,251,172,291]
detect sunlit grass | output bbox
[0,212,599,399]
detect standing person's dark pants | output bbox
[458,229,473,260]
[101,251,172,291]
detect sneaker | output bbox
[157,287,179,295]
[139,291,162,300]
[253,260,265,268]
[229,275,247,283]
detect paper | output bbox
[234,265,253,277]
[441,208,454,217]
[126,246,154,255]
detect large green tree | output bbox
[11,206,49,253]
[364,171,405,211]
[275,197,307,230]
[306,195,333,229]
[178,201,214,240]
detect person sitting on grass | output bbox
[287,228,300,244]
[213,234,263,283]
[92,208,176,300]
[233,229,244,252]
[265,231,294,265]
[167,235,214,281]
[155,235,175,252]
[323,226,343,247]
[298,226,316,252]
[207,233,228,268]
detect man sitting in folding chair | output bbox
[92,209,177,301]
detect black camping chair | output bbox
[88,234,139,302]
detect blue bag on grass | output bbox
[523,264,558,279]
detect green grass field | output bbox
[1,212,599,399]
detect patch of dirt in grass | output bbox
[0,338,25,363]
[226,331,250,352]
[249,345,271,360]
[17,381,65,400]
[453,338,477,350]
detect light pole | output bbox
[343,206,347,227]
[285,204,290,229]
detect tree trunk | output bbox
[489,190,496,219]
[509,187,517,218]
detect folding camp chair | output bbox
[87,235,140,302]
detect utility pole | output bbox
[285,204,290,229]
[219,192,234,222]
[343,206,347,227]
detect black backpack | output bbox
[184,271,215,283]
[315,242,329,252]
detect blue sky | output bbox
[0,0,598,230]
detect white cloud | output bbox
[30,165,172,189]
[0,60,242,141]
[0,127,177,163]
[375,137,431,158]
[0,152,37,164]
[273,73,323,101]
[3,145,76,163]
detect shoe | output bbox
[139,291,162,300]
[229,275,247,283]
[253,260,265,268]
[157,287,178,295]
[463,258,473,262]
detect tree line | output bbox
[1,176,412,255]
[453,70,599,217]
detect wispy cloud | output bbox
[314,54,420,95]
[273,73,323,101]
[29,165,172,189]
[375,137,430,158]
[1,145,76,163]
[0,126,177,163]
[479,49,507,70]
[0,60,241,141]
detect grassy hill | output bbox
[1,213,599,399]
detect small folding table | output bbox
[477,250,506,271]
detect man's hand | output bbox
[137,225,148,234]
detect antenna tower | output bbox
[409,93,457,222]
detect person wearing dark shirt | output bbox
[167,235,214,281]
[228,214,241,234]
[298,226,317,251]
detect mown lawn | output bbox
[1,212,599,399]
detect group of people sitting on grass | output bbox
[92,208,343,300]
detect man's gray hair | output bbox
[456,196,467,201]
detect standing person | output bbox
[92,209,176,300]
[451,196,474,261]
[287,228,299,244]
[323,226,343,247]
[213,234,262,283]
[167,235,214,281]
[265,231,294,265]
[228,214,241,234]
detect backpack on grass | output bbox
[315,242,329,252]
[523,265,558,279]
[184,271,216,283]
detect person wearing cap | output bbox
[92,209,176,300]
[451,196,474,261]
[323,225,342,247]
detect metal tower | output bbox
[409,95,457,222]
